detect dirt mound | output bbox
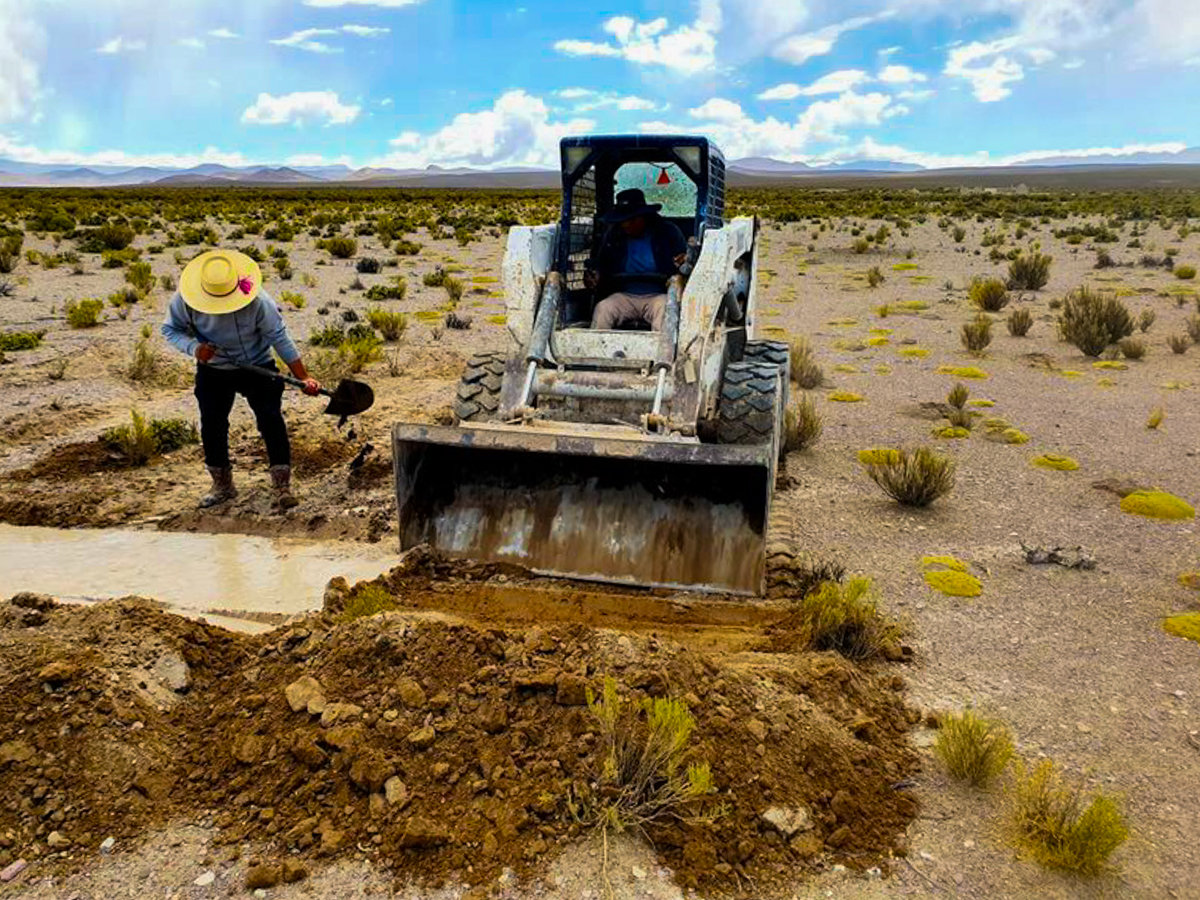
[10,439,129,482]
[0,587,920,893]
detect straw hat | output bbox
[180,249,262,314]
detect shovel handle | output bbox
[232,362,335,399]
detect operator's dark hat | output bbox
[601,188,662,223]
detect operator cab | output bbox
[556,135,726,327]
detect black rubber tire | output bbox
[714,361,781,444]
[453,351,507,423]
[742,339,789,369]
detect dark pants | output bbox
[194,365,290,469]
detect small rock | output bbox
[745,718,768,742]
[481,831,499,857]
[322,725,364,751]
[384,776,409,808]
[320,828,345,856]
[10,592,55,611]
[284,676,325,714]
[320,702,363,728]
[477,703,509,734]
[789,833,822,858]
[99,836,115,854]
[231,734,264,765]
[290,734,328,769]
[407,725,436,750]
[0,860,27,882]
[555,674,589,706]
[826,825,852,848]
[193,871,215,887]
[829,790,854,822]
[0,740,34,766]
[762,806,813,836]
[245,864,281,890]
[349,749,395,793]
[151,651,191,692]
[281,859,308,884]
[631,865,647,880]
[396,677,427,709]
[47,831,70,850]
[398,817,450,849]
[38,661,77,686]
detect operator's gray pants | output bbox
[591,292,666,330]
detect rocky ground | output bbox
[1,209,1199,897]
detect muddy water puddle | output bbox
[0,524,396,630]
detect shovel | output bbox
[234,362,374,424]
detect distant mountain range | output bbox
[1,146,1198,188]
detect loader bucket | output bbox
[392,423,774,595]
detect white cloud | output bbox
[772,13,888,66]
[285,153,354,167]
[208,28,239,39]
[758,70,871,101]
[374,89,593,169]
[380,97,394,106]
[96,36,146,55]
[554,88,662,112]
[944,37,1027,101]
[272,24,392,52]
[341,25,390,37]
[0,134,251,169]
[554,0,722,74]
[1062,58,1085,69]
[757,83,803,101]
[833,136,1191,169]
[657,90,904,159]
[178,37,205,50]
[303,0,422,5]
[241,91,361,126]
[877,64,926,84]
[0,2,44,124]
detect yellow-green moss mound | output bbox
[858,447,900,466]
[898,347,929,358]
[933,426,971,439]
[1093,361,1128,371]
[1033,454,1080,471]
[1163,613,1200,643]
[922,556,982,597]
[1178,572,1200,590]
[867,336,890,347]
[968,399,995,408]
[828,391,864,402]
[937,365,989,379]
[999,428,1029,445]
[922,555,968,572]
[1119,490,1195,520]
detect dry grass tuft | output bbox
[969,277,1009,312]
[1058,288,1134,357]
[1011,759,1129,875]
[790,577,901,661]
[788,335,825,389]
[934,710,1014,786]
[783,394,823,451]
[961,313,993,353]
[1007,307,1034,336]
[1167,333,1191,354]
[867,447,956,507]
[1118,337,1146,360]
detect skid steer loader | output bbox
[392,135,791,594]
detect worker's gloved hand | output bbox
[195,343,217,363]
[301,378,321,396]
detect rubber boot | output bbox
[270,464,299,510]
[199,466,237,508]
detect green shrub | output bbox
[107,287,140,308]
[969,277,1009,312]
[423,267,448,288]
[149,416,199,453]
[101,248,141,269]
[585,675,714,832]
[952,225,967,243]
[356,257,381,274]
[1187,314,1200,344]
[340,583,399,621]
[1174,265,1196,280]
[280,290,305,309]
[393,239,421,256]
[444,276,465,303]
[1137,309,1155,332]
[934,710,1014,786]
[366,307,408,341]
[125,261,154,294]
[365,280,406,302]
[961,313,993,353]
[866,266,884,288]
[788,577,901,661]
[1007,307,1034,336]
[344,334,383,372]
[867,446,956,506]
[1007,250,1053,290]
[66,298,104,328]
[1011,759,1128,875]
[852,237,870,254]
[101,410,195,465]
[160,274,176,292]
[947,382,969,410]
[0,252,13,274]
[78,223,135,252]
[309,323,346,347]
[0,330,44,351]
[323,236,357,259]
[1058,288,1134,357]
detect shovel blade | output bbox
[392,423,773,595]
[324,380,374,417]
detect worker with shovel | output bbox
[162,249,318,510]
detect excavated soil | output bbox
[0,555,920,895]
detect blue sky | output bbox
[0,0,1198,170]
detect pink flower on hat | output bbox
[237,276,254,295]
